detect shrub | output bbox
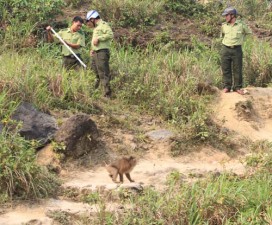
[0,0,65,48]
[0,0,65,22]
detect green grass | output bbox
[0,126,60,202]
[0,50,99,113]
[77,168,272,225]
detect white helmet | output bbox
[86,10,99,21]
[222,7,237,16]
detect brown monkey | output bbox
[105,156,137,183]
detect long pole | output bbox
[51,28,87,68]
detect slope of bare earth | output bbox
[1,87,272,224]
[215,87,272,141]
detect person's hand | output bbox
[46,26,52,31]
[93,38,99,46]
[90,50,95,56]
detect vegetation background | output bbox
[1,0,272,224]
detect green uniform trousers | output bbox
[91,49,111,96]
[63,54,82,70]
[221,45,243,91]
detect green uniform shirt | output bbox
[221,19,252,46]
[54,28,85,56]
[91,20,113,51]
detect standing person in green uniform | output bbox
[86,10,114,98]
[46,16,85,70]
[221,7,252,95]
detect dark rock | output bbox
[54,114,99,158]
[11,102,58,146]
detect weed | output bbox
[83,192,101,204]
[46,210,71,225]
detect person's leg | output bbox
[91,55,100,89]
[221,46,233,91]
[232,47,243,91]
[63,57,78,70]
[96,51,111,97]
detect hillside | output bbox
[1,1,272,224]
[1,86,272,224]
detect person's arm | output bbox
[97,24,113,42]
[65,42,81,49]
[66,33,85,49]
[46,26,54,43]
[93,23,113,46]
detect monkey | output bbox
[105,156,137,183]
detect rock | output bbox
[146,129,174,141]
[54,114,99,158]
[11,102,58,146]
[118,183,144,192]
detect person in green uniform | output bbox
[46,16,85,70]
[86,10,114,98]
[220,7,252,95]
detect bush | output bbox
[0,0,65,22]
[0,0,65,48]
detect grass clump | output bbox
[84,171,272,225]
[0,127,60,202]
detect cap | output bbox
[222,7,237,16]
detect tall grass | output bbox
[0,49,98,112]
[243,37,272,87]
[82,169,272,225]
[111,43,221,139]
[0,127,60,202]
[90,0,166,27]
